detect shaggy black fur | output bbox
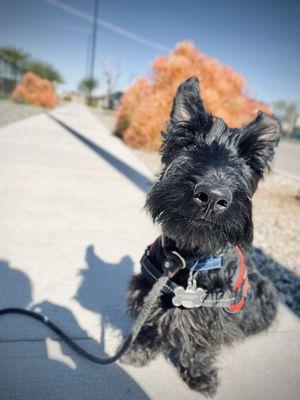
[121,77,280,396]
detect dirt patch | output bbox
[253,172,300,275]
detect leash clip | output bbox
[163,250,186,278]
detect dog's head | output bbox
[146,77,280,254]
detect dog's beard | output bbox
[160,218,252,256]
[146,181,253,256]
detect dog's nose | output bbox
[194,183,232,213]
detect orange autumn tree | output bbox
[12,72,58,108]
[116,41,270,151]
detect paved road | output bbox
[274,140,300,177]
[0,103,299,400]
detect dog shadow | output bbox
[74,244,133,350]
[0,257,149,400]
[252,247,300,317]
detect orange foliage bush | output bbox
[116,78,151,139]
[116,41,270,151]
[12,72,58,108]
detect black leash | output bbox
[0,307,129,364]
[0,274,170,365]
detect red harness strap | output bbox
[226,246,249,313]
[149,239,157,254]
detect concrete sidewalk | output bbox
[0,103,299,400]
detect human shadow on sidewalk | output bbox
[47,113,153,194]
[252,247,300,318]
[0,258,149,400]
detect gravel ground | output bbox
[93,108,300,317]
[252,171,300,274]
[0,100,44,127]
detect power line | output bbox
[46,0,170,53]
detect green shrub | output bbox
[86,96,99,108]
[63,95,72,102]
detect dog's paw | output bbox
[119,349,152,367]
[180,367,218,397]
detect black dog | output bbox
[121,77,280,396]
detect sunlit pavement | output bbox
[0,103,299,400]
[274,140,300,178]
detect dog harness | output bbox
[141,236,249,313]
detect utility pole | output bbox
[86,34,91,79]
[90,0,99,83]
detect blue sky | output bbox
[0,0,299,103]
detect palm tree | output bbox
[78,78,99,106]
[79,78,98,96]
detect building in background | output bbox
[99,91,123,110]
[0,55,26,97]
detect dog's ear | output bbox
[238,111,280,178]
[162,77,212,164]
[170,76,206,123]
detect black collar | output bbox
[149,235,225,276]
[140,236,249,312]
